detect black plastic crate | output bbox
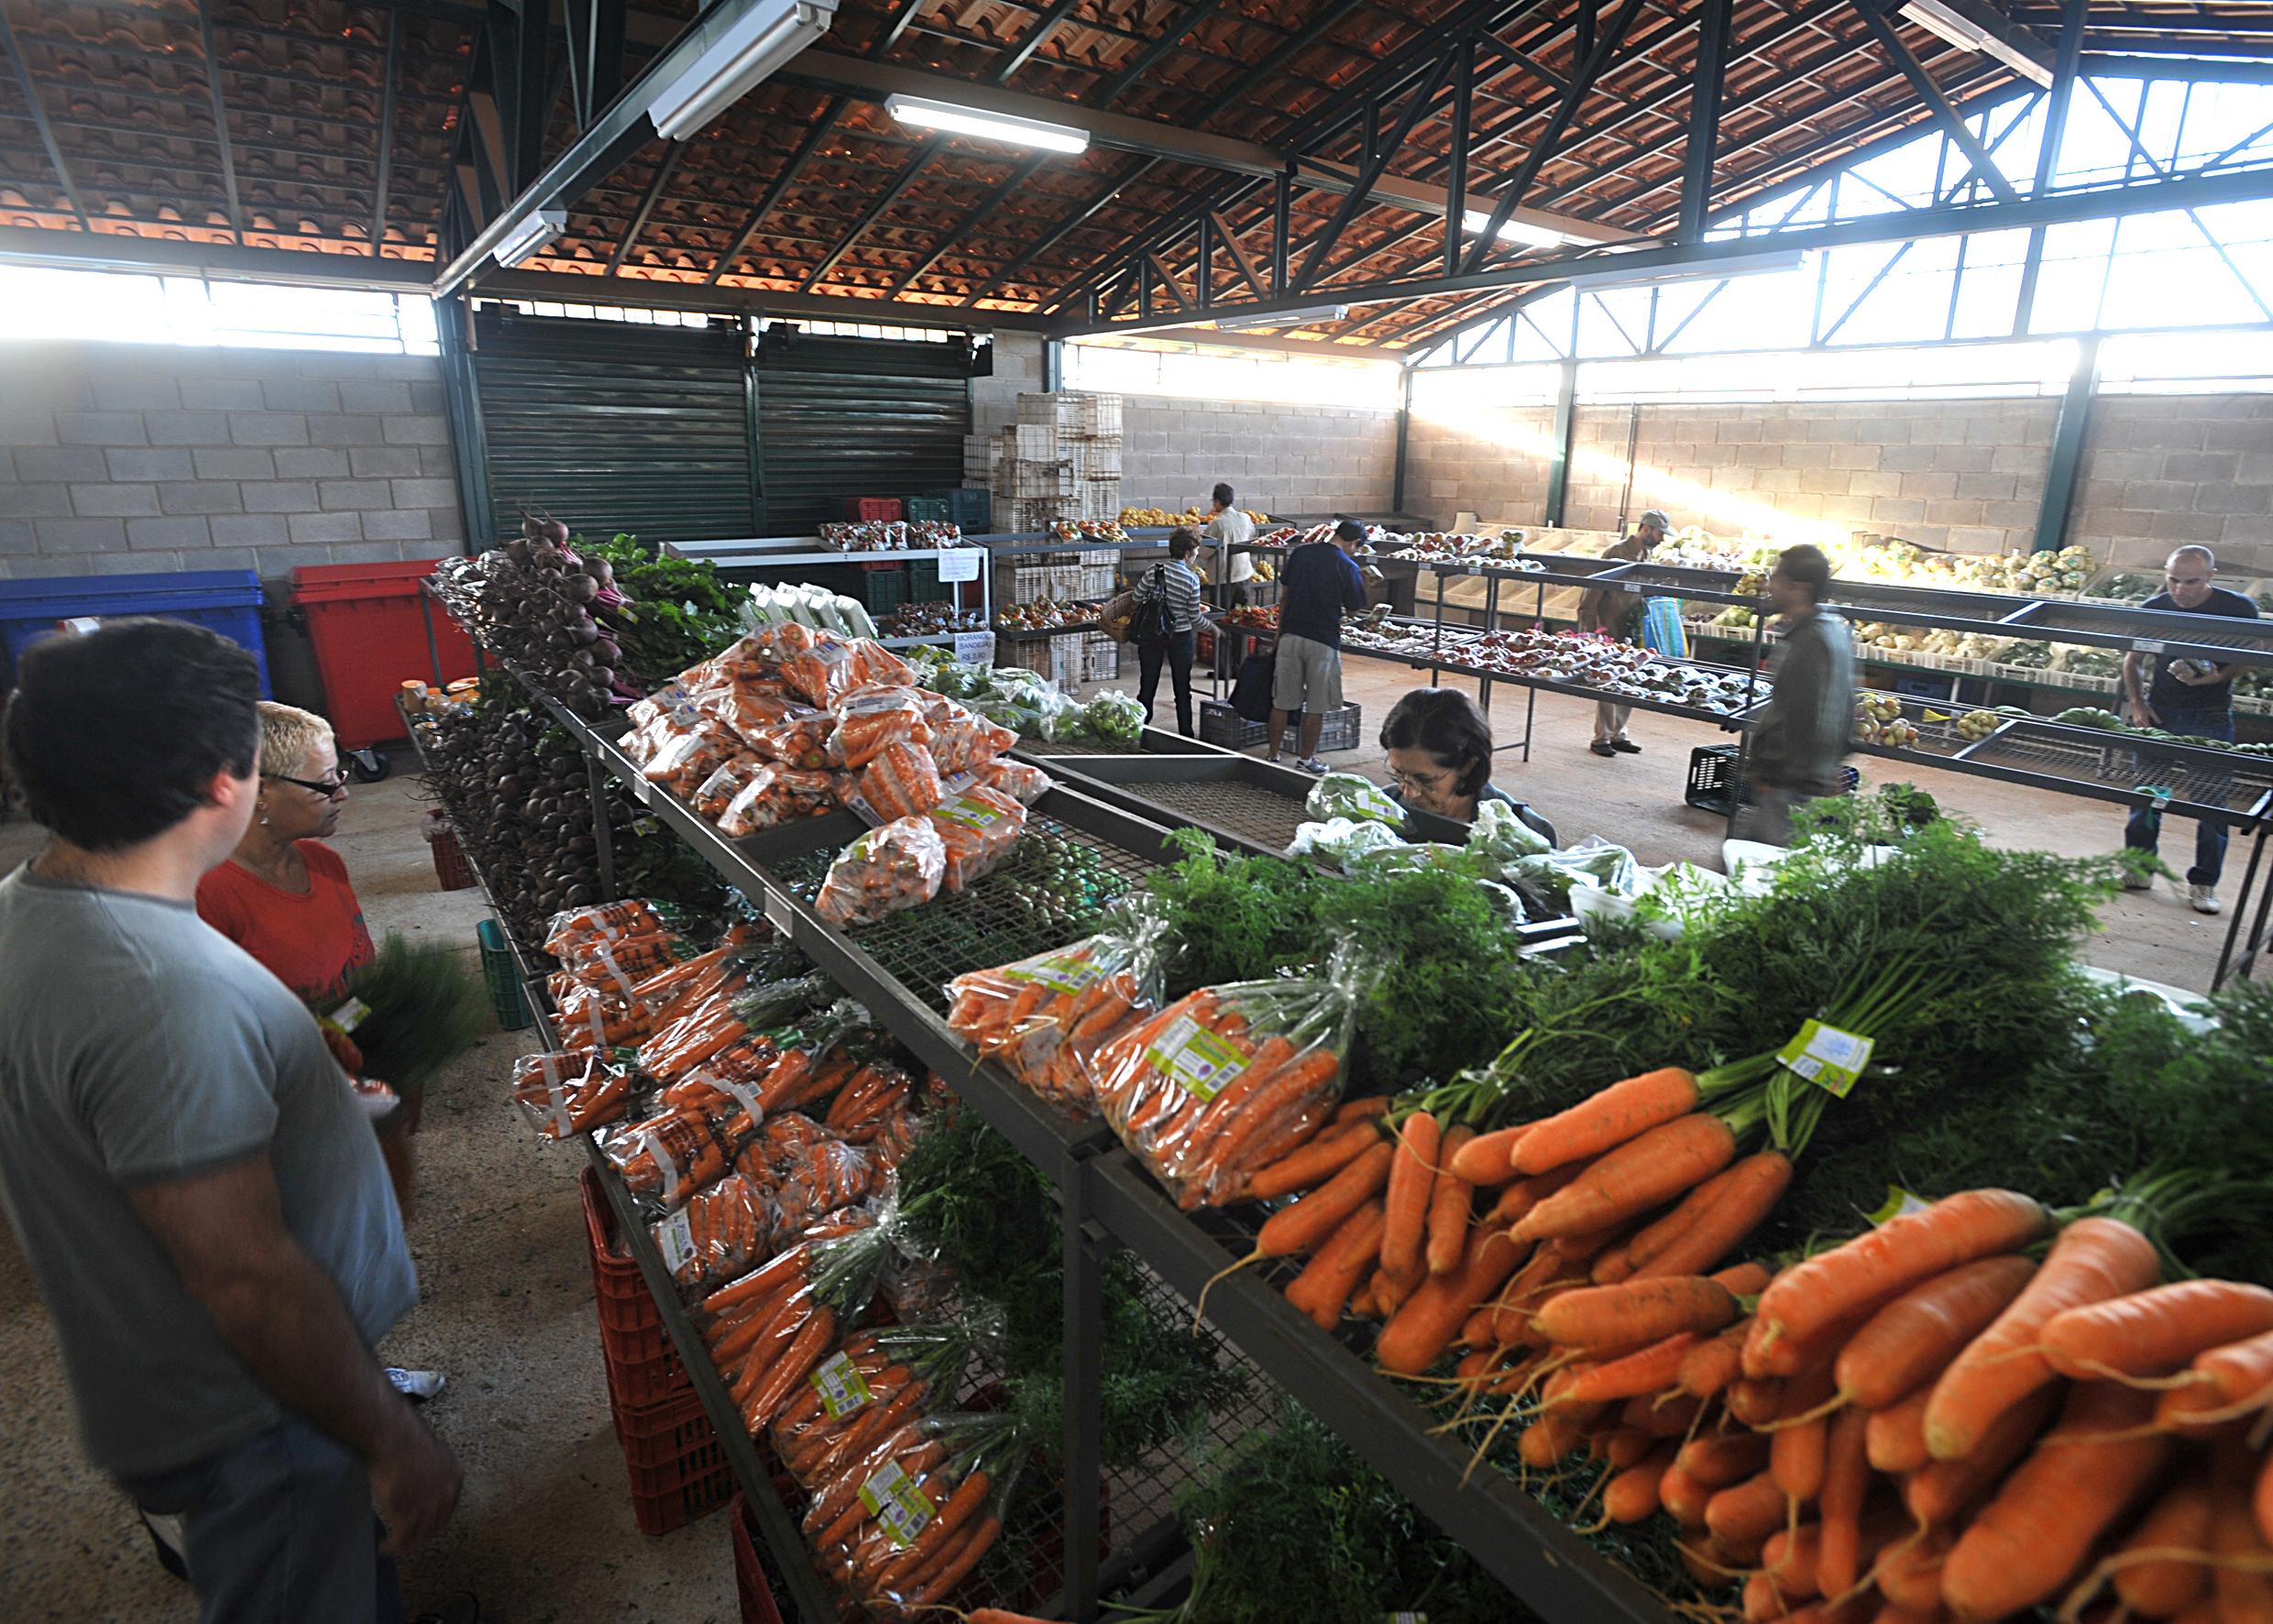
[1686,743,1740,813]
[1199,700,1361,754]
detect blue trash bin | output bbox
[0,569,271,695]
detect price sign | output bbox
[953,631,995,665]
[2134,639,2166,654]
[939,549,982,584]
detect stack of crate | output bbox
[987,392,1124,532]
[1083,631,1120,682]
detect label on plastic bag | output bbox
[655,1210,697,1275]
[1775,1019,1873,1097]
[809,1351,874,1420]
[930,794,1009,831]
[1005,953,1105,996]
[1145,1013,1249,1103]
[1867,1186,1933,1226]
[859,1459,936,1548]
[328,995,371,1035]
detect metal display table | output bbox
[421,633,1685,1624]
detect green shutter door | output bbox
[754,332,972,533]
[471,310,757,543]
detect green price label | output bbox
[859,1460,936,1549]
[1775,1018,1874,1098]
[930,795,1007,831]
[1004,954,1105,996]
[1867,1186,1933,1226]
[1146,1013,1250,1103]
[809,1352,873,1421]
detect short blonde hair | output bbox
[257,701,335,778]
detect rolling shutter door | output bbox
[754,333,972,532]
[471,310,756,543]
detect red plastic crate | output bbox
[424,811,476,891]
[609,1385,735,1535]
[843,497,903,522]
[579,1167,693,1408]
[729,1495,791,1624]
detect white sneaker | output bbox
[388,1366,445,1403]
[2189,882,2221,916]
[1298,756,1331,775]
[2121,870,2153,892]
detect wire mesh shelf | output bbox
[1960,724,2273,817]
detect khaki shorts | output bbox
[1272,632,1343,713]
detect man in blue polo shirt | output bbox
[1268,519,1369,774]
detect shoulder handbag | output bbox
[1129,565,1175,646]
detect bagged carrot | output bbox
[853,741,947,825]
[652,1171,770,1295]
[922,697,1016,776]
[926,786,1027,892]
[599,1072,768,1210]
[544,898,686,961]
[741,708,834,772]
[715,763,837,835]
[828,686,933,769]
[817,816,947,928]
[550,978,649,1053]
[945,906,1169,1111]
[755,622,862,709]
[961,757,1052,806]
[1091,942,1379,1210]
[512,1048,639,1139]
[824,1060,917,1143]
[816,1409,1027,1612]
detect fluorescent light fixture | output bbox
[646,0,839,142]
[885,95,1090,154]
[1557,247,1807,290]
[492,208,566,268]
[1898,0,2055,86]
[1461,209,1570,249]
[1209,303,1349,330]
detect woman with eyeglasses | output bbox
[1378,688,1556,843]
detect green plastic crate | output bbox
[478,918,533,1030]
[909,559,941,599]
[860,565,913,615]
[905,497,951,525]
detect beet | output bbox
[539,519,570,546]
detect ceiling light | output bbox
[1898,0,2055,86]
[1461,209,1569,249]
[885,95,1090,154]
[1557,247,1808,290]
[1207,303,1350,330]
[492,208,566,268]
[646,0,840,142]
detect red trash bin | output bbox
[291,562,478,750]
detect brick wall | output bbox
[0,341,463,582]
[1117,395,1399,516]
[2070,395,2273,576]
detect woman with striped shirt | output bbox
[1133,528,1206,736]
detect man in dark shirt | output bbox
[2120,545,2263,915]
[1268,519,1369,773]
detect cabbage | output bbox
[1467,799,1551,866]
[1305,772,1404,828]
[1286,817,1408,869]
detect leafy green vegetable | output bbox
[1141,829,1330,995]
[328,934,488,1094]
[577,533,743,684]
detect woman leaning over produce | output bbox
[196,703,442,1404]
[1378,688,1555,842]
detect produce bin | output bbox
[291,562,478,751]
[843,497,902,522]
[930,487,990,532]
[579,1166,694,1409]
[423,809,477,891]
[478,918,533,1030]
[608,1383,734,1536]
[1198,699,1362,754]
[904,496,951,525]
[728,1496,792,1624]
[0,568,271,694]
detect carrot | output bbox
[1726,1376,1784,1428]
[1903,1383,2059,1529]
[1678,1432,1770,1489]
[873,1467,990,1595]
[1513,1067,1701,1175]
[1544,1333,1698,1407]
[967,1611,1067,1624]
[1624,1161,1748,1271]
[1707,1469,1790,1548]
[1491,1164,1587,1228]
[1742,1570,1787,1621]
[1534,1272,1744,1351]
[1815,1406,1872,1598]
[1378,1226,1526,1376]
[2111,1477,2214,1619]
[1242,1119,1378,1201]
[1255,1140,1394,1257]
[1633,1151,1795,1282]
[1679,1323,1749,1399]
[2042,1279,2273,1382]
[1380,1112,1441,1283]
[1772,1366,1838,1505]
[1602,1425,1657,1471]
[906,1515,1001,1605]
[1874,1527,1953,1612]
[1425,1125,1476,1278]
[1201,1051,1345,1185]
[1660,1462,1714,1526]
[1517,1408,1593,1467]
[2259,1447,2273,1554]
[1624,1389,1703,1438]
[1835,1254,2037,1410]
[1450,1120,1531,1183]
[1763,1521,1825,1598]
[2162,1329,2273,1432]
[1514,1114,1739,1243]
[1284,1199,1387,1330]
[1864,1387,1934,1475]
[2215,1481,2273,1624]
[1867,1609,1943,1624]
[745,1307,838,1430]
[1923,1214,2160,1462]
[1606,1443,1680,1522]
[1938,1381,2173,1621]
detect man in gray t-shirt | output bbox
[0,620,456,1623]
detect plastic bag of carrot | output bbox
[945,907,1170,1111]
[1091,944,1378,1211]
[651,1170,771,1296]
[512,1048,639,1139]
[598,1070,768,1211]
[808,1410,1024,1613]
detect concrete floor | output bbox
[0,668,2245,1620]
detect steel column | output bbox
[2018,0,2099,331]
[1059,1163,1104,1621]
[1446,34,1473,279]
[1544,357,1579,527]
[373,12,401,255]
[195,1,246,240]
[434,296,495,554]
[2033,334,2100,554]
[1849,0,2021,203]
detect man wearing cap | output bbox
[1577,510,1671,757]
[1268,519,1370,774]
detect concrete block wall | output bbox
[1117,395,1400,516]
[1405,402,1557,523]
[2070,395,2273,576]
[0,341,464,582]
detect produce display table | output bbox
[422,622,1682,1624]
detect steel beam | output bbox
[483,265,1058,327]
[1295,48,1458,291]
[994,0,1088,83]
[2015,0,2089,333]
[1060,160,2273,337]
[2081,53,2273,84]
[1850,0,2021,203]
[2033,335,2099,554]
[0,224,434,286]
[1543,357,1578,524]
[565,0,628,129]
[373,11,401,255]
[795,137,944,293]
[1093,0,1224,105]
[1679,0,1730,242]
[605,145,680,272]
[960,156,1162,307]
[194,1,245,240]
